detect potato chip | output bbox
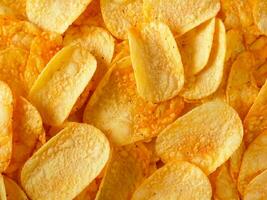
[74,180,99,200]
[0,81,13,173]
[100,0,143,39]
[226,52,259,119]
[243,80,267,144]
[29,44,97,126]
[1,0,26,17]
[253,62,267,87]
[180,19,226,100]
[229,141,245,182]
[112,41,130,65]
[0,174,6,200]
[0,3,19,17]
[253,0,267,36]
[156,100,243,174]
[26,0,93,34]
[3,176,28,200]
[132,161,212,200]
[243,169,267,200]
[21,123,110,200]
[143,0,220,36]
[177,18,215,75]
[238,131,267,195]
[128,22,184,103]
[83,57,184,145]
[96,144,150,200]
[5,97,45,181]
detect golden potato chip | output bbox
[181,19,226,100]
[0,81,13,173]
[100,0,143,39]
[0,174,6,200]
[5,97,45,181]
[143,0,220,36]
[96,144,150,200]
[84,57,184,145]
[26,0,93,34]
[177,18,215,75]
[156,100,243,174]
[243,169,267,200]
[1,0,26,17]
[29,44,97,126]
[3,176,28,200]
[226,52,259,119]
[243,80,267,144]
[253,0,267,36]
[229,141,245,182]
[253,62,267,87]
[238,131,267,195]
[74,180,99,200]
[112,41,130,65]
[132,161,212,200]
[128,22,184,103]
[0,3,19,17]
[21,123,110,200]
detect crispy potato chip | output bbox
[238,131,267,195]
[74,180,99,200]
[112,41,130,65]
[1,0,26,17]
[83,57,184,145]
[0,3,19,17]
[229,141,245,182]
[143,0,220,36]
[0,81,13,173]
[156,100,243,174]
[96,144,150,200]
[128,22,184,103]
[3,176,28,200]
[0,174,6,200]
[226,52,259,119]
[180,19,226,100]
[132,161,212,200]
[29,44,97,126]
[21,123,110,200]
[243,80,267,144]
[177,18,215,75]
[243,169,267,200]
[253,62,267,87]
[253,0,267,36]
[5,97,45,181]
[100,0,143,39]
[26,0,93,34]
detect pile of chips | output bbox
[0,0,267,199]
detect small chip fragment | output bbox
[3,176,28,200]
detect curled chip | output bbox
[96,144,150,200]
[21,123,110,200]
[0,175,6,200]
[84,57,184,145]
[181,19,226,100]
[156,100,243,174]
[143,0,220,36]
[128,22,184,103]
[253,0,267,35]
[5,97,45,181]
[226,52,259,119]
[0,81,13,172]
[243,169,267,200]
[3,176,28,200]
[238,131,267,195]
[26,0,93,34]
[177,18,215,75]
[100,0,143,39]
[244,80,267,144]
[132,161,212,200]
[29,44,97,126]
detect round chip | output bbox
[156,100,243,174]
[4,176,28,200]
[253,0,267,36]
[21,123,110,200]
[131,161,212,200]
[128,22,184,103]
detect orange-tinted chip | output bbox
[3,176,28,200]
[253,0,267,36]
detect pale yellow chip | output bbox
[26,0,93,34]
[181,19,226,100]
[238,131,267,195]
[253,0,267,36]
[29,44,97,126]
[156,100,243,174]
[0,174,6,200]
[83,57,184,145]
[132,161,212,200]
[128,22,184,103]
[226,52,259,119]
[143,0,220,36]
[177,18,215,75]
[95,144,150,200]
[100,0,143,39]
[21,123,110,200]
[0,81,13,173]
[3,176,28,200]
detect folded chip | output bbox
[156,100,243,174]
[3,176,28,200]
[21,123,110,200]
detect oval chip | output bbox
[21,123,110,200]
[156,100,243,174]
[128,22,184,103]
[29,44,97,126]
[4,176,28,200]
